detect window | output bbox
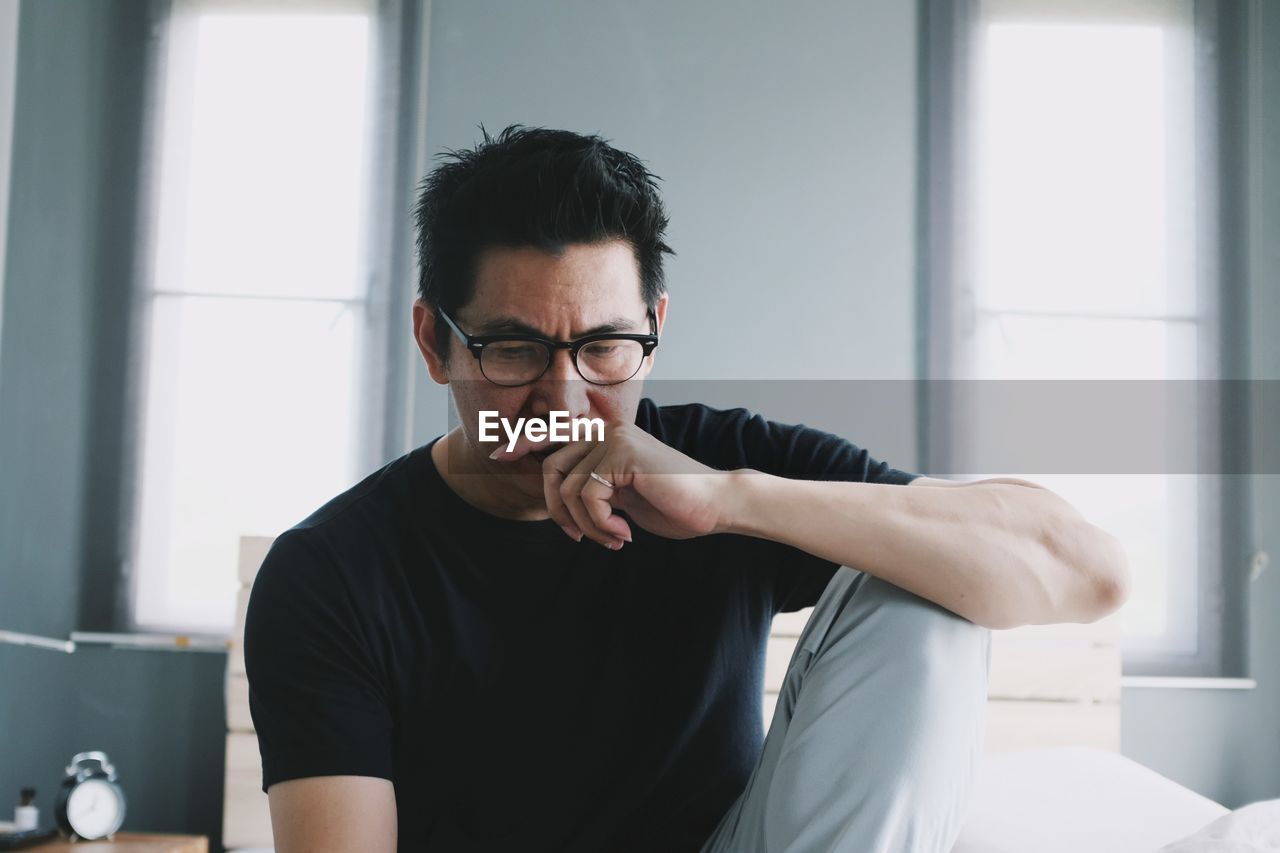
[925,0,1248,675]
[0,0,15,349]
[127,0,420,633]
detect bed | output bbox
[225,536,1276,852]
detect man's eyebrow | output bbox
[472,315,647,337]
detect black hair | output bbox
[412,125,674,363]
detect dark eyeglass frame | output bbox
[439,308,660,387]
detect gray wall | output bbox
[0,0,228,847]
[411,0,920,448]
[0,2,1275,851]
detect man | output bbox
[245,126,1129,852]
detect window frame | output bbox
[919,0,1252,677]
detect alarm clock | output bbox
[54,751,127,841]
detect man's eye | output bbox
[581,343,621,358]
[490,344,539,360]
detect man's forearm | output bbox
[717,472,1130,629]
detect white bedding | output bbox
[1158,798,1280,852]
[952,748,1231,853]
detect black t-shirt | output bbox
[244,399,920,852]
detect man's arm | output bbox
[245,535,399,852]
[268,776,397,853]
[717,471,1130,629]
[525,421,1128,629]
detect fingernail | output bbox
[560,524,581,541]
[488,447,503,460]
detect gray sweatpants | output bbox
[699,568,992,853]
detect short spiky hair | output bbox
[413,125,674,361]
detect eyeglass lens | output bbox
[480,339,646,386]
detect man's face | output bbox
[413,239,667,485]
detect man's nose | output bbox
[530,348,591,419]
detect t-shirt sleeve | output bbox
[244,530,395,793]
[655,402,922,613]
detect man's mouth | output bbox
[529,445,563,462]
[488,435,574,464]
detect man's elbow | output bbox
[1079,527,1132,623]
[1034,514,1132,625]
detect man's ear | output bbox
[653,291,669,338]
[412,299,451,385]
[636,292,669,381]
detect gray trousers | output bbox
[699,568,992,853]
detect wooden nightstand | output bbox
[25,833,207,853]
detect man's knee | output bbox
[865,575,989,664]
[760,574,991,850]
[813,572,992,701]
[800,573,992,795]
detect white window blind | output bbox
[130,0,380,633]
[928,0,1238,673]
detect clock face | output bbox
[66,778,125,839]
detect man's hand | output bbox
[488,422,729,548]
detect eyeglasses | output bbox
[439,309,660,387]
